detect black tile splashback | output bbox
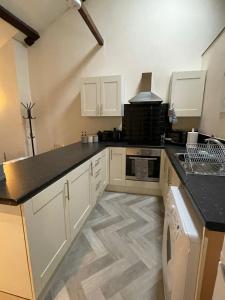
[122,103,171,145]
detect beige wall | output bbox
[200,29,225,139]
[0,41,26,161]
[28,0,225,153]
[0,19,17,48]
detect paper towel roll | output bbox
[187,129,198,144]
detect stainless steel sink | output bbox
[174,153,192,173]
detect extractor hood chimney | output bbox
[129,73,163,104]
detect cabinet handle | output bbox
[91,162,93,176]
[110,149,112,160]
[66,180,70,200]
[168,168,171,185]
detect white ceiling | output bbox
[0,0,69,33]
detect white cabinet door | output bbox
[170,71,206,117]
[100,76,123,116]
[67,160,92,240]
[102,148,109,190]
[81,77,101,116]
[109,147,126,186]
[22,177,70,298]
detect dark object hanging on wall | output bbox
[21,102,36,156]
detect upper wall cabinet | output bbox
[170,71,207,117]
[81,75,123,117]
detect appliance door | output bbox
[162,205,175,300]
[162,194,189,300]
[126,155,160,182]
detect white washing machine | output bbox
[213,238,225,300]
[162,186,201,300]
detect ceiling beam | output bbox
[77,3,104,46]
[0,5,40,46]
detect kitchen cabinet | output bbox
[81,75,123,117]
[109,147,126,186]
[102,148,109,191]
[67,160,92,241]
[22,159,94,298]
[160,150,180,202]
[90,152,103,206]
[81,77,100,116]
[23,177,70,298]
[170,70,206,117]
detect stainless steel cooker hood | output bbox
[129,73,163,104]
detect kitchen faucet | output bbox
[205,137,225,149]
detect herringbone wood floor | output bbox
[42,192,165,300]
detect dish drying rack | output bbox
[184,143,225,176]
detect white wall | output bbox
[0,19,17,48]
[28,0,225,153]
[200,29,225,139]
[14,40,37,156]
[0,41,26,161]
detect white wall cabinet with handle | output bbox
[81,77,101,116]
[170,70,206,117]
[109,147,126,186]
[81,75,123,117]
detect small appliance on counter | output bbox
[187,128,198,144]
[165,129,187,145]
[97,129,123,142]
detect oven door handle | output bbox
[129,157,158,161]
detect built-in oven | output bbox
[126,148,161,182]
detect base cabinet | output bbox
[67,160,92,241]
[102,148,109,191]
[160,150,180,203]
[109,147,126,186]
[22,159,94,299]
[23,177,70,298]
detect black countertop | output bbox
[165,145,225,232]
[1,141,225,232]
[0,142,163,206]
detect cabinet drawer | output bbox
[94,156,101,168]
[96,180,102,192]
[95,167,102,179]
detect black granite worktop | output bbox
[165,145,225,232]
[0,141,163,206]
[1,141,225,232]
